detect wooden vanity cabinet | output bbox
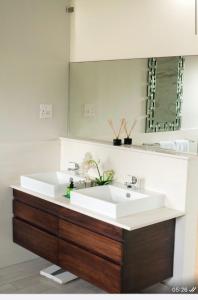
[12,189,175,293]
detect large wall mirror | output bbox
[68,56,198,153]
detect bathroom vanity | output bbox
[12,187,180,293]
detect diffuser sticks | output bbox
[108,118,125,145]
[123,119,137,145]
[108,116,146,146]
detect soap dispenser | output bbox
[65,177,74,199]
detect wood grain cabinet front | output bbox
[59,239,121,293]
[13,218,58,264]
[13,200,58,235]
[12,189,176,293]
[59,206,123,242]
[59,219,123,264]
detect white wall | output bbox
[180,158,198,283]
[60,137,198,285]
[70,0,197,62]
[0,0,69,268]
[166,157,198,286]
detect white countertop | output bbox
[11,185,185,231]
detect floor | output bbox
[0,258,170,294]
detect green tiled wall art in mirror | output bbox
[146,57,184,133]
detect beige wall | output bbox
[0,0,68,268]
[195,220,198,280]
[70,0,197,62]
[0,0,68,141]
[0,141,60,268]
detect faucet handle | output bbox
[131,176,138,185]
[67,162,80,171]
[125,175,138,189]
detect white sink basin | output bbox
[71,185,164,219]
[21,172,83,197]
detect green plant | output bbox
[87,160,114,186]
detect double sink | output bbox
[20,172,164,219]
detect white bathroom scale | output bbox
[40,264,78,284]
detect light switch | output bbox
[83,103,96,118]
[40,104,53,119]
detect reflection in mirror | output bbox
[68,56,198,154]
[146,57,184,133]
[69,59,147,141]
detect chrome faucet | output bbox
[67,162,80,171]
[125,175,138,189]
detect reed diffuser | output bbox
[108,119,125,146]
[123,119,137,145]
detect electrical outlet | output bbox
[83,104,96,118]
[40,104,53,119]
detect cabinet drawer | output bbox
[13,189,60,216]
[13,200,58,235]
[13,189,123,242]
[13,218,58,264]
[59,207,123,242]
[59,240,121,293]
[59,219,122,264]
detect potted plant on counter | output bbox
[84,159,115,186]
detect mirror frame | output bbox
[145,56,184,133]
